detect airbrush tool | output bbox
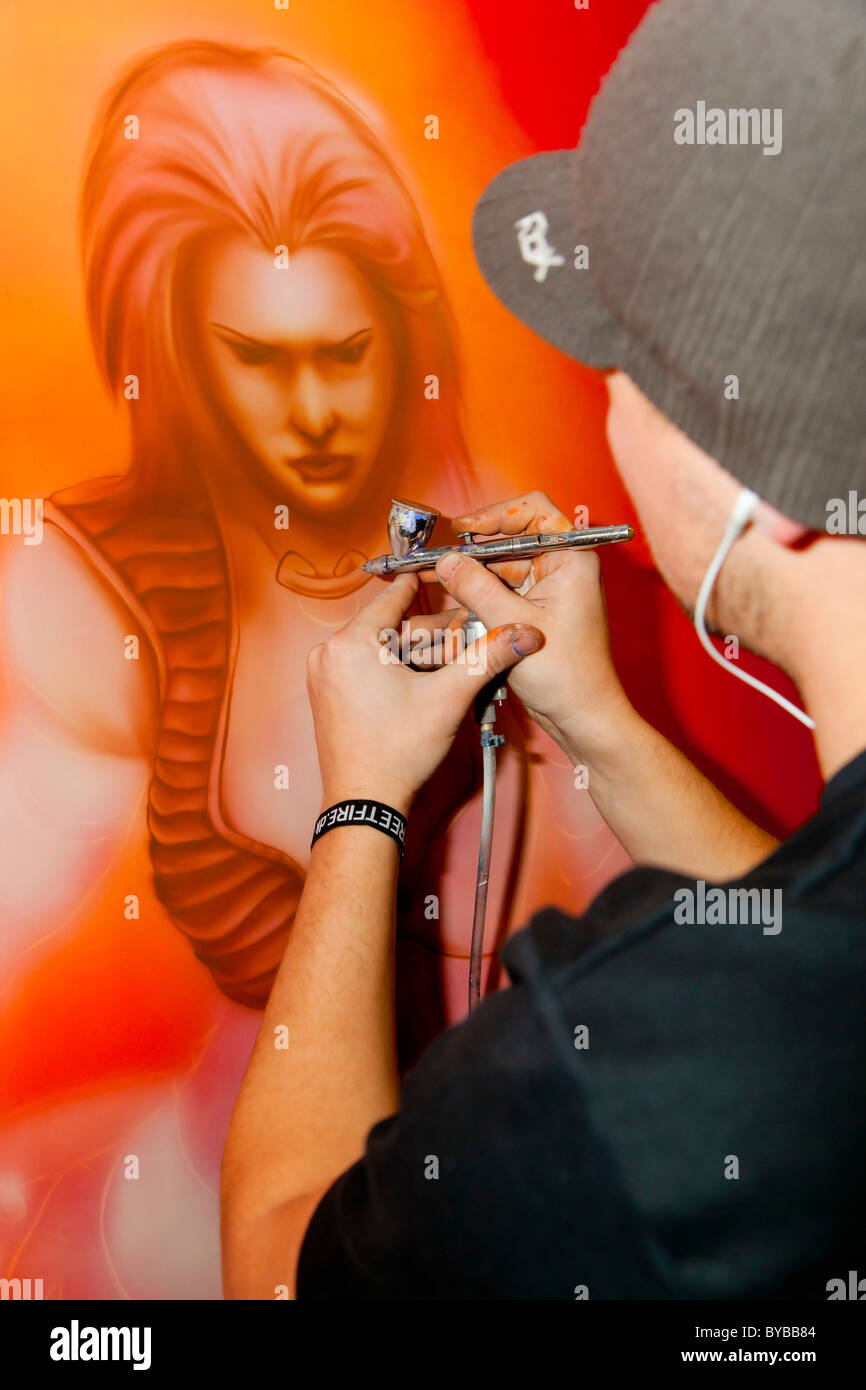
[363,502,633,576]
[369,498,634,1012]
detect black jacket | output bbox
[298,748,866,1299]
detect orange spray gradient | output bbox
[0,1,820,1298]
[0,0,631,1116]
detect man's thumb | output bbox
[453,623,545,693]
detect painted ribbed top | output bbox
[47,484,304,1008]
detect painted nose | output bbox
[289,366,337,445]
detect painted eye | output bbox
[328,336,370,366]
[228,341,276,366]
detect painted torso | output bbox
[45,482,525,1056]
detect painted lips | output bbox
[288,453,355,482]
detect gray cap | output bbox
[472,0,866,531]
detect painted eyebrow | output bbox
[209,323,373,347]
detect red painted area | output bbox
[466,0,655,147]
[463,0,822,835]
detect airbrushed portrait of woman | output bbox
[39,39,530,1038]
[0,39,629,1298]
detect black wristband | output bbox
[311,800,407,857]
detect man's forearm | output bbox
[556,701,778,878]
[220,815,403,1296]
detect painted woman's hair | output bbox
[80,40,472,502]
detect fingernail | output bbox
[437,552,462,581]
[506,626,544,656]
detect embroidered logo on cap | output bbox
[514,212,565,282]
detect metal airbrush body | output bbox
[370,499,633,1013]
[363,499,633,576]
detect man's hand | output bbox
[421,489,777,879]
[306,571,544,815]
[429,491,634,763]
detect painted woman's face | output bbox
[194,235,398,517]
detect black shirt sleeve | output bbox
[297,781,866,1302]
[296,968,670,1300]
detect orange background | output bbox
[0,0,820,1115]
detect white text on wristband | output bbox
[311,800,407,857]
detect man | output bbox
[220,0,865,1299]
